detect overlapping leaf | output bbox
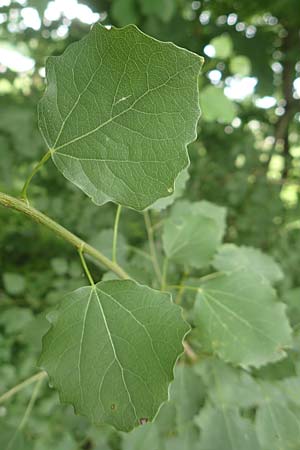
[162,200,226,268]
[39,24,202,210]
[213,244,283,284]
[39,280,189,431]
[193,270,292,367]
[196,405,261,450]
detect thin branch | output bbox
[79,245,95,286]
[0,191,129,280]
[143,210,162,283]
[0,371,47,404]
[112,204,122,264]
[161,257,168,291]
[21,150,52,204]
[19,377,44,431]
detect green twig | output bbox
[6,376,45,449]
[79,245,95,286]
[0,371,47,404]
[161,257,169,290]
[143,210,162,283]
[21,150,52,204]
[112,204,122,263]
[0,191,129,280]
[18,377,44,431]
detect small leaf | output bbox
[162,201,226,268]
[212,244,283,284]
[230,55,252,76]
[39,24,202,211]
[193,270,292,367]
[210,33,233,59]
[196,405,261,450]
[39,280,189,431]
[3,273,26,296]
[199,85,237,123]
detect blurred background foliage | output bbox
[0,0,300,449]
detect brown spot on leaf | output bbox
[139,418,148,425]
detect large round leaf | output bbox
[39,280,189,431]
[39,24,202,210]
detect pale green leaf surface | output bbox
[199,85,237,123]
[229,55,252,76]
[256,399,300,450]
[193,270,292,367]
[89,229,128,267]
[150,168,189,211]
[39,280,189,431]
[197,358,261,409]
[0,422,30,450]
[3,272,26,296]
[165,425,200,450]
[212,244,283,284]
[121,422,162,450]
[39,24,202,211]
[196,405,260,450]
[170,365,204,426]
[210,34,233,59]
[162,201,225,268]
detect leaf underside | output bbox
[38,24,203,210]
[39,280,189,431]
[193,270,292,367]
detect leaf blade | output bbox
[39,24,203,210]
[39,280,189,431]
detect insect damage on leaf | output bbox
[38,24,203,211]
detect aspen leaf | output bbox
[39,280,189,431]
[39,24,202,211]
[193,271,292,367]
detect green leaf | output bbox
[122,422,162,450]
[210,34,233,59]
[150,168,189,211]
[197,358,261,409]
[284,287,300,329]
[199,85,237,123]
[170,365,204,426]
[165,425,200,450]
[212,244,283,284]
[39,280,189,431]
[111,0,138,26]
[89,229,128,267]
[229,56,252,76]
[39,24,202,211]
[196,405,260,450]
[138,0,176,22]
[0,422,31,450]
[50,258,69,276]
[256,398,300,450]
[193,270,292,367]
[162,201,226,268]
[0,307,34,335]
[3,273,26,296]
